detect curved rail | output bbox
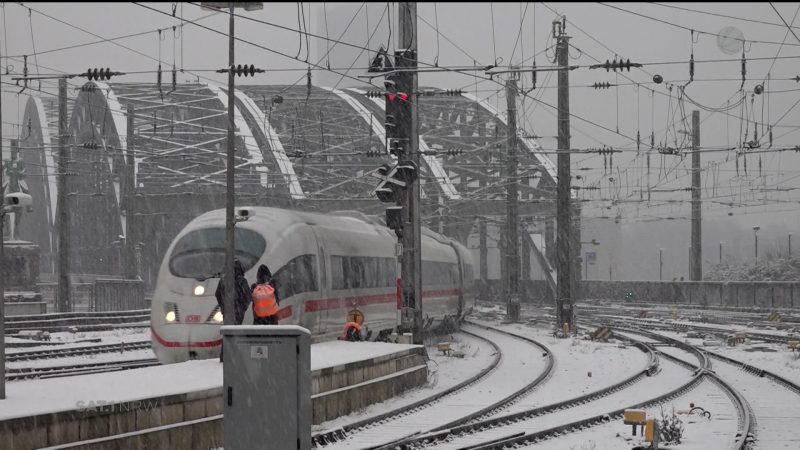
[429,321,556,430]
[391,334,657,449]
[612,326,755,450]
[462,324,753,450]
[312,329,504,447]
[705,349,800,396]
[365,324,555,450]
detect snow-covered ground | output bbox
[492,322,650,415]
[313,331,494,432]
[709,354,800,449]
[712,345,800,385]
[322,323,550,449]
[1,339,421,421]
[427,345,694,450]
[649,329,800,385]
[311,341,421,370]
[0,359,223,421]
[6,349,156,370]
[533,379,738,450]
[5,327,151,354]
[621,327,800,448]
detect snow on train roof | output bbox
[189,206,388,235]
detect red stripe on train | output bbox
[304,288,460,313]
[151,327,222,348]
[276,305,293,320]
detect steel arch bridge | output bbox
[16,81,562,285]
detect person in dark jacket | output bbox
[215,259,252,361]
[250,264,280,325]
[215,259,252,325]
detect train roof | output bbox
[184,206,461,248]
[189,206,388,236]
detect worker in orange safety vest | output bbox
[340,321,362,342]
[251,265,279,325]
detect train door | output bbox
[308,226,327,335]
[450,242,465,317]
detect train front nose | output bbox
[151,322,222,363]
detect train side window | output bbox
[331,256,345,290]
[273,254,318,299]
[383,258,396,287]
[350,258,365,289]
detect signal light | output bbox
[388,139,405,158]
[394,163,417,184]
[386,92,409,102]
[385,206,403,237]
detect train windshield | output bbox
[168,227,266,279]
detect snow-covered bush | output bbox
[657,406,685,444]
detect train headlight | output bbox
[165,311,177,322]
[193,285,205,296]
[213,311,223,323]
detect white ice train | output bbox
[150,206,475,364]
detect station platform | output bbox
[1,340,427,449]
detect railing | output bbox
[36,278,147,312]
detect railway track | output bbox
[598,314,796,345]
[414,313,751,450]
[4,358,160,381]
[6,340,152,362]
[451,325,753,450]
[636,326,800,449]
[383,334,659,449]
[4,309,150,334]
[312,323,554,449]
[610,326,756,449]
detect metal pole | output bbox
[1,56,5,399]
[691,110,702,280]
[555,18,573,330]
[125,105,137,279]
[505,77,520,321]
[789,234,792,257]
[659,249,663,281]
[223,3,235,326]
[584,253,588,280]
[719,242,723,264]
[57,78,71,312]
[755,231,758,260]
[479,216,488,300]
[398,2,421,344]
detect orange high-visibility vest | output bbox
[341,322,362,340]
[252,283,278,317]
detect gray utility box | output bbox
[221,325,311,450]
